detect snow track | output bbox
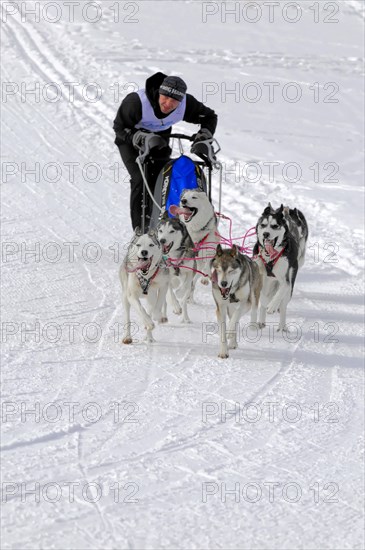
[1,1,364,549]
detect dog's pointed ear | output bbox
[283,206,290,218]
[279,204,284,213]
[230,244,238,257]
[264,203,273,215]
[134,226,142,236]
[148,229,156,238]
[216,244,223,256]
[161,210,169,221]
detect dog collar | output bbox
[163,255,182,271]
[254,246,286,278]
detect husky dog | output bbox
[119,228,169,343]
[170,189,219,284]
[210,244,262,359]
[157,213,196,323]
[253,203,308,331]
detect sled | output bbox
[134,133,222,232]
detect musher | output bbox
[113,72,218,229]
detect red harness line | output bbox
[167,261,209,278]
[167,232,215,278]
[254,246,286,277]
[164,213,258,278]
[195,214,256,255]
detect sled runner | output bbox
[134,133,222,232]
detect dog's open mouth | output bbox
[137,256,152,275]
[219,283,232,300]
[169,204,197,222]
[264,238,278,254]
[162,242,173,255]
[181,207,197,222]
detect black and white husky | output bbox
[210,244,262,359]
[157,213,196,323]
[253,203,308,331]
[119,228,169,343]
[170,189,220,284]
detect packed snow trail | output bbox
[1,1,364,549]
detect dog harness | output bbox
[136,266,160,295]
[165,258,181,276]
[254,246,286,277]
[253,246,285,277]
[196,233,210,249]
[193,230,220,253]
[163,253,184,276]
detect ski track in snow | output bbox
[1,1,364,549]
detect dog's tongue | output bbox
[128,259,149,272]
[264,240,276,257]
[169,205,191,217]
[138,258,149,268]
[220,286,230,298]
[126,256,152,273]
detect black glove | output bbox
[132,129,149,150]
[115,128,134,145]
[192,128,213,143]
[134,132,170,162]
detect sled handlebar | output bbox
[169,133,194,141]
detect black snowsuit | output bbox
[113,72,218,230]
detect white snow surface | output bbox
[1,1,364,549]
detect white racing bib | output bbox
[135,89,186,132]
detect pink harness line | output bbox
[166,213,257,277]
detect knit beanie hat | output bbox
[159,76,187,102]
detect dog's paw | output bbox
[267,301,280,315]
[258,322,266,329]
[144,334,155,343]
[218,352,229,359]
[152,310,163,321]
[159,316,168,324]
[173,306,182,315]
[277,324,290,333]
[200,277,209,286]
[228,340,237,350]
[122,337,132,345]
[181,317,192,324]
[144,321,155,331]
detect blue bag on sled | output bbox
[149,155,207,229]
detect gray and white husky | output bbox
[170,189,220,285]
[210,244,262,359]
[157,213,196,323]
[119,228,169,343]
[253,203,308,331]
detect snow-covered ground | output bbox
[1,1,364,548]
